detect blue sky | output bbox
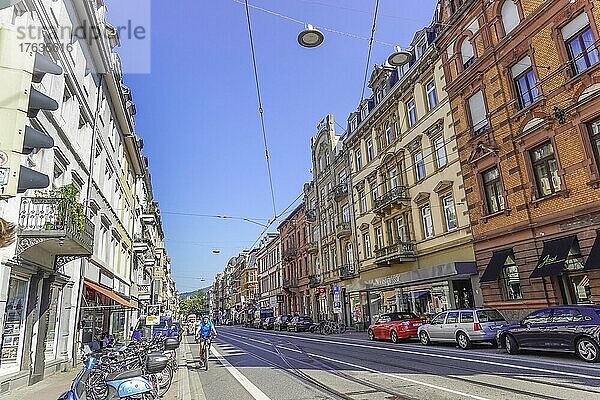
[108,0,438,293]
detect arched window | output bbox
[460,38,475,69]
[501,0,520,35]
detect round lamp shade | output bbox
[298,24,324,48]
[388,48,412,67]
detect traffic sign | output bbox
[146,315,160,326]
[147,304,160,317]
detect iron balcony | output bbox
[375,242,417,265]
[17,197,94,260]
[308,275,320,288]
[283,247,297,261]
[374,186,411,216]
[331,182,348,201]
[282,277,299,289]
[305,209,317,222]
[339,264,357,280]
[306,241,318,254]
[336,221,352,238]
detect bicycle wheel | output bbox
[157,365,173,396]
[204,344,209,371]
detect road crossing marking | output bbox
[211,345,274,400]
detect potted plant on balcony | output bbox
[53,184,86,233]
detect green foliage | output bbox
[179,292,207,316]
[52,184,86,233]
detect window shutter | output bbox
[561,12,590,40]
[468,91,487,131]
[511,56,532,78]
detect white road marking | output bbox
[219,331,493,400]
[222,329,600,381]
[211,345,273,400]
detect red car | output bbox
[368,312,426,343]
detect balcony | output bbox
[374,186,411,216]
[305,209,317,222]
[331,183,348,201]
[375,242,416,265]
[336,222,352,238]
[283,247,297,261]
[138,284,151,299]
[308,275,320,288]
[133,234,150,253]
[306,242,318,254]
[143,249,155,267]
[339,264,357,280]
[141,204,158,225]
[282,277,299,290]
[17,197,94,263]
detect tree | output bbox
[179,291,206,316]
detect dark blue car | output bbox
[131,316,178,340]
[497,305,600,362]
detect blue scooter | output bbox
[57,353,159,400]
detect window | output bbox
[385,122,393,145]
[562,14,599,75]
[375,227,383,249]
[394,121,399,139]
[355,149,363,170]
[421,205,434,239]
[550,308,582,323]
[426,79,438,110]
[590,120,600,167]
[476,309,505,322]
[361,103,369,119]
[431,312,446,325]
[396,217,405,242]
[460,38,475,69]
[359,191,367,214]
[501,0,520,35]
[363,233,372,258]
[460,312,474,323]
[372,186,379,206]
[389,169,398,189]
[407,98,417,127]
[342,204,350,223]
[350,116,358,132]
[482,167,505,214]
[468,91,488,134]
[387,220,395,244]
[367,139,374,161]
[434,136,447,168]
[376,89,382,103]
[346,242,353,264]
[512,57,539,108]
[414,151,425,181]
[523,309,551,325]
[442,196,458,231]
[446,311,459,324]
[501,254,522,300]
[530,142,561,197]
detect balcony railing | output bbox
[331,183,348,201]
[282,277,299,289]
[305,209,317,222]
[133,234,150,253]
[375,242,416,265]
[339,264,356,280]
[374,186,410,215]
[144,249,155,267]
[306,242,318,254]
[283,247,297,261]
[336,221,352,238]
[17,197,94,258]
[138,284,151,297]
[308,275,320,288]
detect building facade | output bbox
[437,0,600,319]
[257,233,281,316]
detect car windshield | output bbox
[476,309,505,322]
[389,313,418,321]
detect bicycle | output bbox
[199,335,213,371]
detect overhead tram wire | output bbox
[359,0,381,103]
[243,0,278,219]
[161,211,270,227]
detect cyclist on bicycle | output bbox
[195,315,217,365]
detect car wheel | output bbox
[368,329,375,341]
[419,331,431,346]
[456,332,472,349]
[390,330,399,344]
[576,337,600,363]
[505,334,519,355]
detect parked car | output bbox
[418,308,507,349]
[367,312,426,343]
[131,316,178,340]
[273,315,292,331]
[252,317,264,329]
[497,305,600,363]
[288,316,313,332]
[263,317,276,330]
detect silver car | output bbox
[417,308,508,349]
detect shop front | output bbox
[343,262,481,330]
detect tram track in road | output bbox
[218,332,418,400]
[221,329,599,400]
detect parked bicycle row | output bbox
[57,335,180,400]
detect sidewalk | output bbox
[0,369,77,400]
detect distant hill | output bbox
[179,287,209,300]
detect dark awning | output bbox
[530,236,576,278]
[584,231,600,271]
[480,249,513,283]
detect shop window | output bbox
[442,195,458,231]
[501,0,520,35]
[512,57,539,108]
[407,98,417,127]
[562,13,599,75]
[530,142,561,198]
[482,167,505,214]
[460,38,475,69]
[569,275,592,304]
[468,91,488,135]
[589,120,600,169]
[44,286,62,361]
[414,151,425,181]
[501,254,522,300]
[1,277,28,367]
[421,205,434,239]
[426,79,438,110]
[434,136,447,169]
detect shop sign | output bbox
[333,301,342,310]
[317,287,326,294]
[146,315,160,326]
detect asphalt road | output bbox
[184,326,600,400]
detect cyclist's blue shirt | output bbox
[197,321,214,338]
